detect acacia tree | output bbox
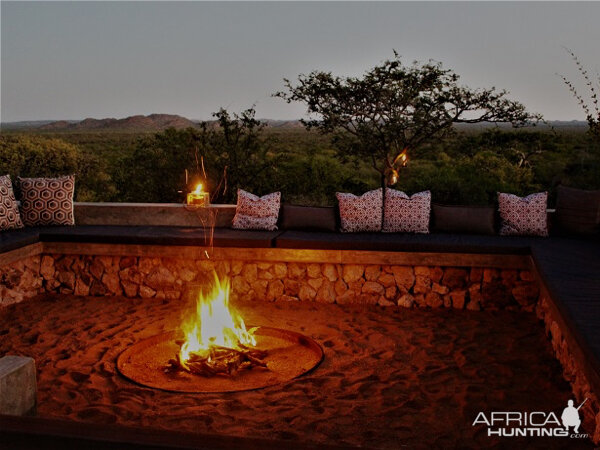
[193,107,279,203]
[560,48,600,139]
[275,52,541,186]
[120,107,278,203]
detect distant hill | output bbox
[0,120,70,130]
[1,115,589,133]
[1,115,308,132]
[35,114,198,131]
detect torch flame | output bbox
[179,273,256,367]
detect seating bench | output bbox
[274,230,539,254]
[0,228,41,254]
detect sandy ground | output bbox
[0,295,593,449]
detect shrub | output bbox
[0,134,115,201]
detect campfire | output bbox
[117,273,322,393]
[167,274,268,376]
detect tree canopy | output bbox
[276,53,541,185]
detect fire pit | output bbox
[117,274,323,393]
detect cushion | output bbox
[554,185,600,236]
[231,189,281,231]
[280,204,337,232]
[383,189,431,233]
[432,204,495,235]
[0,175,24,231]
[498,192,548,237]
[336,189,383,232]
[17,175,75,226]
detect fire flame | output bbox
[192,183,204,194]
[179,274,256,367]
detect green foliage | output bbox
[397,151,537,205]
[115,127,197,203]
[0,134,79,177]
[276,52,541,184]
[116,108,281,204]
[0,134,115,201]
[2,125,599,207]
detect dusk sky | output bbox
[2,1,599,122]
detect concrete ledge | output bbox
[74,203,236,227]
[0,356,36,416]
[41,241,531,268]
[0,242,43,267]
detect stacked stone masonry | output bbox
[38,255,541,311]
[0,256,42,306]
[536,294,600,442]
[0,252,598,442]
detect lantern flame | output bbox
[192,183,204,195]
[178,274,256,368]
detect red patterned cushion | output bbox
[232,189,281,231]
[383,189,431,233]
[336,189,383,232]
[498,192,548,237]
[17,175,75,226]
[0,175,24,231]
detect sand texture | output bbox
[0,295,593,449]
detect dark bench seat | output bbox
[274,230,541,254]
[0,228,41,254]
[37,226,283,248]
[0,226,283,253]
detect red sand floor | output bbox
[0,295,593,449]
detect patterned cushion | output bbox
[498,192,548,237]
[336,189,383,232]
[383,189,431,233]
[231,189,281,231]
[17,175,75,226]
[0,175,24,231]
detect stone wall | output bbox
[0,256,42,307]
[38,254,539,311]
[537,293,600,442]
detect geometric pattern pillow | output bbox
[231,189,281,231]
[336,188,383,232]
[0,175,24,231]
[383,189,431,233]
[498,192,548,237]
[17,175,75,226]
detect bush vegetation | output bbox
[1,124,598,207]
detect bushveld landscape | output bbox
[1,117,598,207]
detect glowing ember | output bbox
[169,273,267,376]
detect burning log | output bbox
[167,274,269,377]
[167,344,268,377]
